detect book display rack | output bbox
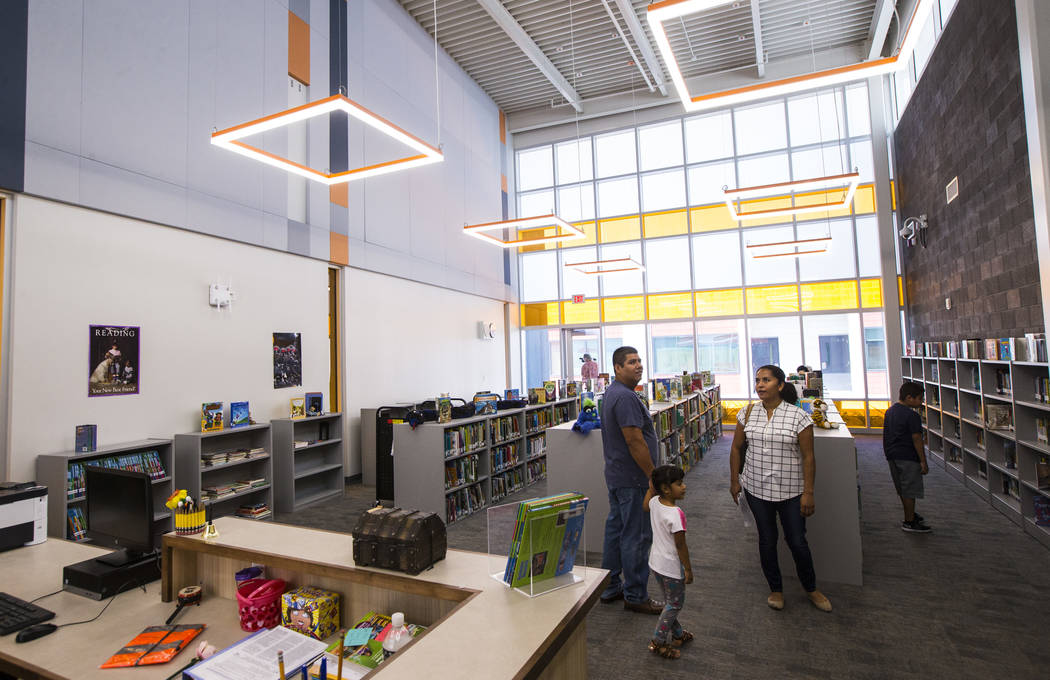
[272,413,344,513]
[654,386,723,472]
[174,424,273,523]
[36,438,174,543]
[902,355,1050,548]
[393,397,579,525]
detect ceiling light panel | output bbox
[463,215,586,248]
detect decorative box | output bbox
[281,586,340,640]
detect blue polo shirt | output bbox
[600,379,659,488]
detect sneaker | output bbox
[912,512,924,523]
[901,519,932,533]
[599,590,624,604]
[624,599,663,615]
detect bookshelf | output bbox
[173,424,273,523]
[901,354,1050,549]
[272,413,344,513]
[392,397,579,525]
[36,438,174,544]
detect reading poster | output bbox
[273,332,303,388]
[89,325,140,396]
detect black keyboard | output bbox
[0,592,55,635]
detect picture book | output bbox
[566,381,578,398]
[503,493,588,588]
[504,388,520,400]
[653,378,669,403]
[474,394,498,415]
[437,396,452,424]
[529,387,546,404]
[230,401,250,428]
[669,377,682,400]
[201,402,223,432]
[998,338,1013,362]
[75,424,97,452]
[290,397,306,420]
[100,624,205,668]
[305,391,323,417]
[543,380,557,402]
[984,339,999,360]
[985,404,1012,430]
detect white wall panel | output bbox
[78,157,187,228]
[23,142,79,205]
[25,0,83,155]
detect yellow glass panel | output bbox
[695,289,745,317]
[897,275,904,307]
[852,184,876,214]
[517,226,561,253]
[561,299,600,325]
[722,400,751,425]
[734,195,795,227]
[598,215,641,243]
[520,302,560,327]
[560,221,596,248]
[800,280,859,311]
[860,278,883,308]
[834,400,868,428]
[690,205,738,232]
[602,296,646,322]
[745,285,799,314]
[890,180,897,210]
[792,188,853,218]
[868,401,891,428]
[647,293,693,319]
[643,210,688,238]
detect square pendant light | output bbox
[463,215,586,248]
[211,94,443,184]
[647,0,933,112]
[747,235,831,259]
[564,257,646,275]
[725,171,860,221]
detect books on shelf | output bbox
[444,422,486,457]
[1004,441,1017,469]
[445,455,479,490]
[503,493,588,588]
[1002,476,1021,501]
[437,395,452,424]
[201,402,223,432]
[68,451,166,501]
[74,424,97,453]
[1026,333,1048,363]
[543,381,556,403]
[995,369,1012,395]
[1037,418,1049,444]
[446,483,484,523]
[986,404,1013,430]
[1035,376,1050,404]
[235,502,271,520]
[67,507,87,540]
[230,401,250,428]
[1036,456,1050,490]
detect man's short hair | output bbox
[612,346,638,368]
[899,381,924,401]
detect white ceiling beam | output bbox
[750,0,765,77]
[863,0,897,60]
[475,0,583,112]
[611,0,669,96]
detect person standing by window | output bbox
[581,353,599,380]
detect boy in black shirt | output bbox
[883,381,931,532]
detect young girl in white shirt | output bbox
[644,464,693,660]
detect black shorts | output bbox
[887,459,924,499]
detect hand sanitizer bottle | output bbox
[382,612,410,659]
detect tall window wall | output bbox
[517,83,902,429]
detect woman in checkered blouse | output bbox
[729,364,832,613]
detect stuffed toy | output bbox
[572,397,602,434]
[810,398,837,429]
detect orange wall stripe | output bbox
[288,11,311,86]
[330,232,349,266]
[499,110,506,145]
[330,183,348,208]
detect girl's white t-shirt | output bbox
[648,495,686,579]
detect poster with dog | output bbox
[89,325,140,396]
[273,332,302,389]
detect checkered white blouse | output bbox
[737,401,814,502]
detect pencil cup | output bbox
[175,507,206,535]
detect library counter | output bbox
[0,518,607,679]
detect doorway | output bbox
[563,327,600,381]
[819,333,851,392]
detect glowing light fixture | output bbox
[646,0,934,112]
[211,94,443,184]
[564,257,645,275]
[463,215,585,248]
[747,235,830,259]
[724,171,860,221]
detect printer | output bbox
[0,482,48,552]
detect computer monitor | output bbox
[85,466,155,567]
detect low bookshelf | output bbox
[902,354,1050,549]
[173,424,274,523]
[393,397,579,525]
[272,412,344,513]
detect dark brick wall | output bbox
[894,0,1042,341]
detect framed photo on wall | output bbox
[273,332,302,389]
[88,325,140,397]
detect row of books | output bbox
[1035,377,1050,404]
[946,445,963,465]
[552,403,573,425]
[491,443,520,473]
[202,478,264,501]
[525,458,546,484]
[986,404,1013,430]
[201,447,265,466]
[444,455,479,491]
[907,334,1048,362]
[1002,476,1022,501]
[66,450,166,499]
[491,468,525,503]
[1037,419,1049,444]
[446,483,485,524]
[444,423,486,457]
[526,433,546,459]
[525,409,552,434]
[1037,456,1050,489]
[490,416,520,443]
[235,502,271,520]
[67,507,88,540]
[995,369,1012,395]
[1003,442,1017,469]
[503,493,587,588]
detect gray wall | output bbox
[894,0,1043,341]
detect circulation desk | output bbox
[0,518,607,679]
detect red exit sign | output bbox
[571,294,586,304]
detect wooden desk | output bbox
[1,518,607,679]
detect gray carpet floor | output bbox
[279,434,1050,680]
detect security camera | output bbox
[899,215,928,248]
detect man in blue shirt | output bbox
[599,346,661,613]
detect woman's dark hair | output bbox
[796,365,810,373]
[780,381,799,405]
[755,364,786,385]
[651,464,685,495]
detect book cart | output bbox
[173,424,273,523]
[272,413,344,513]
[36,438,174,544]
[392,397,579,525]
[901,354,1050,549]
